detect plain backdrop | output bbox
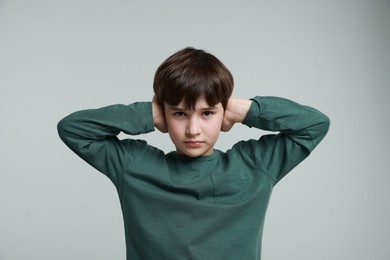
[1,1,389,259]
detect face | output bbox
[164,97,224,157]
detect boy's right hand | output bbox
[152,96,168,133]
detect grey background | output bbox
[1,0,389,259]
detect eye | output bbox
[202,111,214,117]
[174,111,186,117]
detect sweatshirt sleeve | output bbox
[57,102,155,185]
[239,96,330,184]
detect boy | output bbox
[58,47,330,260]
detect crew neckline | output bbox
[167,149,221,162]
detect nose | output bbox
[186,117,200,136]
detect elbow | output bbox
[57,117,67,139]
[57,116,74,144]
[321,114,331,135]
[310,114,330,149]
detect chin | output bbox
[184,151,203,157]
[177,148,204,158]
[186,149,213,157]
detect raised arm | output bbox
[230,96,330,183]
[57,102,155,184]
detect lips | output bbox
[184,140,204,147]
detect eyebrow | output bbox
[168,105,219,111]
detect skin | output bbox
[152,95,252,157]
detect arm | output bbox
[57,102,155,184]
[243,96,330,151]
[227,96,330,183]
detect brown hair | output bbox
[153,47,234,110]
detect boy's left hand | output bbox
[221,97,252,132]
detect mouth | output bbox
[184,140,204,147]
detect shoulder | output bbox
[226,139,262,166]
[120,138,166,161]
[226,136,278,168]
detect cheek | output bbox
[205,118,223,137]
[166,120,183,140]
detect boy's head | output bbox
[153,47,234,110]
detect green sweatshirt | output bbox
[57,96,330,260]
